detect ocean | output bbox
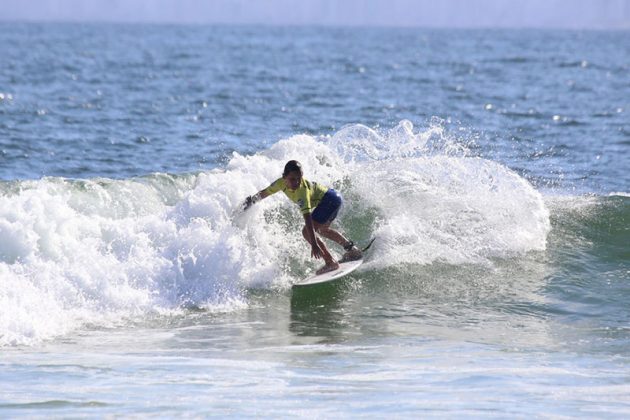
[1,23,629,417]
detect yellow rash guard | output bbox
[263,178,328,215]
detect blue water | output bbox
[1,23,629,417]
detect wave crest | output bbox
[0,120,551,346]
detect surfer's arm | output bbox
[304,213,324,259]
[242,190,270,211]
[242,178,285,211]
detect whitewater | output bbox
[0,121,550,347]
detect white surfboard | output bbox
[292,259,364,288]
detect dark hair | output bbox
[283,160,303,177]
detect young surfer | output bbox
[242,160,362,274]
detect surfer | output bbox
[242,160,362,274]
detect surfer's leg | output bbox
[311,190,360,262]
[313,222,357,250]
[313,222,362,262]
[311,189,344,247]
[313,222,347,246]
[314,237,339,274]
[302,225,338,263]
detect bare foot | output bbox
[316,261,339,275]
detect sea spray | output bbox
[328,120,550,267]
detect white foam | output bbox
[0,121,550,346]
[356,156,549,267]
[609,192,630,198]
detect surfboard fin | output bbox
[361,237,376,253]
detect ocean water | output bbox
[0,23,629,417]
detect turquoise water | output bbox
[1,23,629,417]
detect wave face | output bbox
[0,121,551,346]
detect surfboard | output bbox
[292,259,363,288]
[292,238,376,289]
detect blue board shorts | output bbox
[312,189,342,224]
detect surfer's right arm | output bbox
[242,190,270,211]
[242,178,285,211]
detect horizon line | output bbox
[2,18,630,31]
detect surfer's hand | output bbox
[311,244,323,259]
[242,196,253,211]
[242,194,259,211]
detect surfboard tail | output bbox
[339,237,376,263]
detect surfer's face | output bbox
[283,170,302,190]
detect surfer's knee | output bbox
[315,223,329,234]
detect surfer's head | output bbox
[283,160,303,190]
